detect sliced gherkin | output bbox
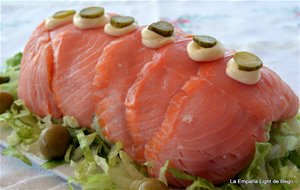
[234,51,263,71]
[79,7,104,19]
[148,21,174,37]
[110,15,134,28]
[53,10,76,19]
[193,35,217,48]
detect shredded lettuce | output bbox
[186,178,217,190]
[289,149,300,167]
[42,159,65,169]
[0,53,22,98]
[159,160,169,185]
[0,100,45,147]
[77,130,95,162]
[63,116,80,128]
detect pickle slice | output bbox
[193,35,217,48]
[79,7,104,19]
[148,21,174,37]
[53,10,76,19]
[110,15,134,28]
[234,51,263,71]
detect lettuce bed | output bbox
[0,53,299,190]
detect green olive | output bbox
[148,21,174,37]
[79,7,104,19]
[110,15,135,28]
[53,10,76,19]
[234,51,263,71]
[139,178,169,190]
[193,35,217,48]
[0,91,14,114]
[0,76,10,84]
[39,125,71,159]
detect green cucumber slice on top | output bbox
[193,35,217,48]
[110,15,135,28]
[234,51,263,71]
[148,21,174,37]
[53,10,76,19]
[79,7,104,19]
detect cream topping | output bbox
[141,27,174,48]
[73,13,110,29]
[226,58,261,85]
[104,22,138,36]
[45,15,74,30]
[187,41,225,62]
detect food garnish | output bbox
[53,10,76,19]
[234,51,263,71]
[186,35,225,62]
[193,35,217,48]
[73,7,109,29]
[226,51,263,85]
[110,15,135,28]
[39,125,71,159]
[104,15,138,36]
[141,21,175,48]
[148,21,174,37]
[45,10,75,30]
[79,7,104,19]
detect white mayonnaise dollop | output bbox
[45,15,74,30]
[104,22,138,36]
[186,41,225,62]
[141,27,174,49]
[226,58,261,85]
[73,13,110,29]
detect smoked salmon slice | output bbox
[93,28,187,160]
[18,22,61,118]
[93,29,160,158]
[145,77,268,186]
[145,54,299,186]
[50,24,116,127]
[196,55,299,122]
[125,39,199,162]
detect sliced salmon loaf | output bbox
[93,29,161,158]
[93,27,187,160]
[125,39,200,162]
